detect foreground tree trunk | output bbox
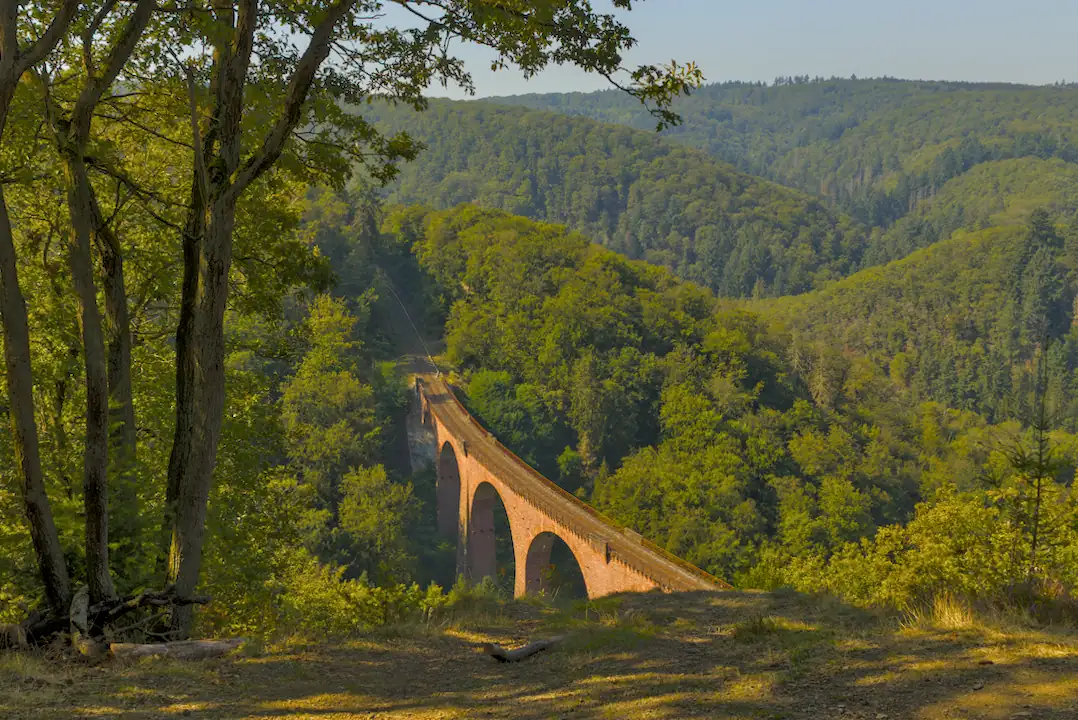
[80,2,154,522]
[42,0,155,604]
[62,152,115,602]
[165,0,356,637]
[94,207,137,481]
[161,174,203,567]
[166,199,237,636]
[0,187,72,616]
[0,0,81,619]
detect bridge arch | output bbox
[524,531,588,598]
[436,441,461,538]
[468,481,515,585]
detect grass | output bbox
[2,589,1077,719]
[901,593,980,632]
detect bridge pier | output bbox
[436,443,460,538]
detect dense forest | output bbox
[361,100,868,297]
[863,157,1078,266]
[1,0,1076,657]
[0,0,700,645]
[493,78,1078,235]
[374,202,1078,609]
[350,81,1078,301]
[762,210,1078,424]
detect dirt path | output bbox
[4,591,1076,720]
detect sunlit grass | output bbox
[2,589,1076,719]
[902,592,979,632]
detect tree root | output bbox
[17,586,211,647]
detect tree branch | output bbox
[230,0,358,196]
[16,0,82,74]
[70,0,157,140]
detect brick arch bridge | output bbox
[412,373,729,598]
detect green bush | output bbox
[269,549,448,638]
[746,486,1078,615]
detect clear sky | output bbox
[420,0,1078,99]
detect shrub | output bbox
[252,549,448,639]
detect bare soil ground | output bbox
[3,589,1076,720]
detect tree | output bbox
[161,0,700,638]
[1028,207,1062,249]
[281,294,380,538]
[0,0,81,620]
[338,465,417,583]
[34,0,157,605]
[1021,247,1066,343]
[994,341,1065,582]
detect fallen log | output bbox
[109,638,246,661]
[482,636,563,663]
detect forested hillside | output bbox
[760,210,1078,424]
[492,79,1078,234]
[379,201,1078,609]
[864,157,1078,265]
[360,100,867,297]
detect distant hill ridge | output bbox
[488,78,1078,234]
[360,98,867,298]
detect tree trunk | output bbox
[50,376,76,500]
[88,188,140,569]
[162,176,203,565]
[163,0,355,638]
[0,0,83,619]
[110,638,245,660]
[0,183,72,617]
[62,150,116,603]
[73,0,154,490]
[166,0,258,639]
[166,197,236,637]
[45,0,154,602]
[92,199,137,478]
[99,222,138,521]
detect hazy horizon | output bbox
[461,75,1074,101]
[405,0,1078,100]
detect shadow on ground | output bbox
[3,589,1077,719]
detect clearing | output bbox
[3,589,1077,719]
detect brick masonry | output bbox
[414,374,728,599]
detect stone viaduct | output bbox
[411,373,729,598]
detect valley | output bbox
[0,4,1076,716]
